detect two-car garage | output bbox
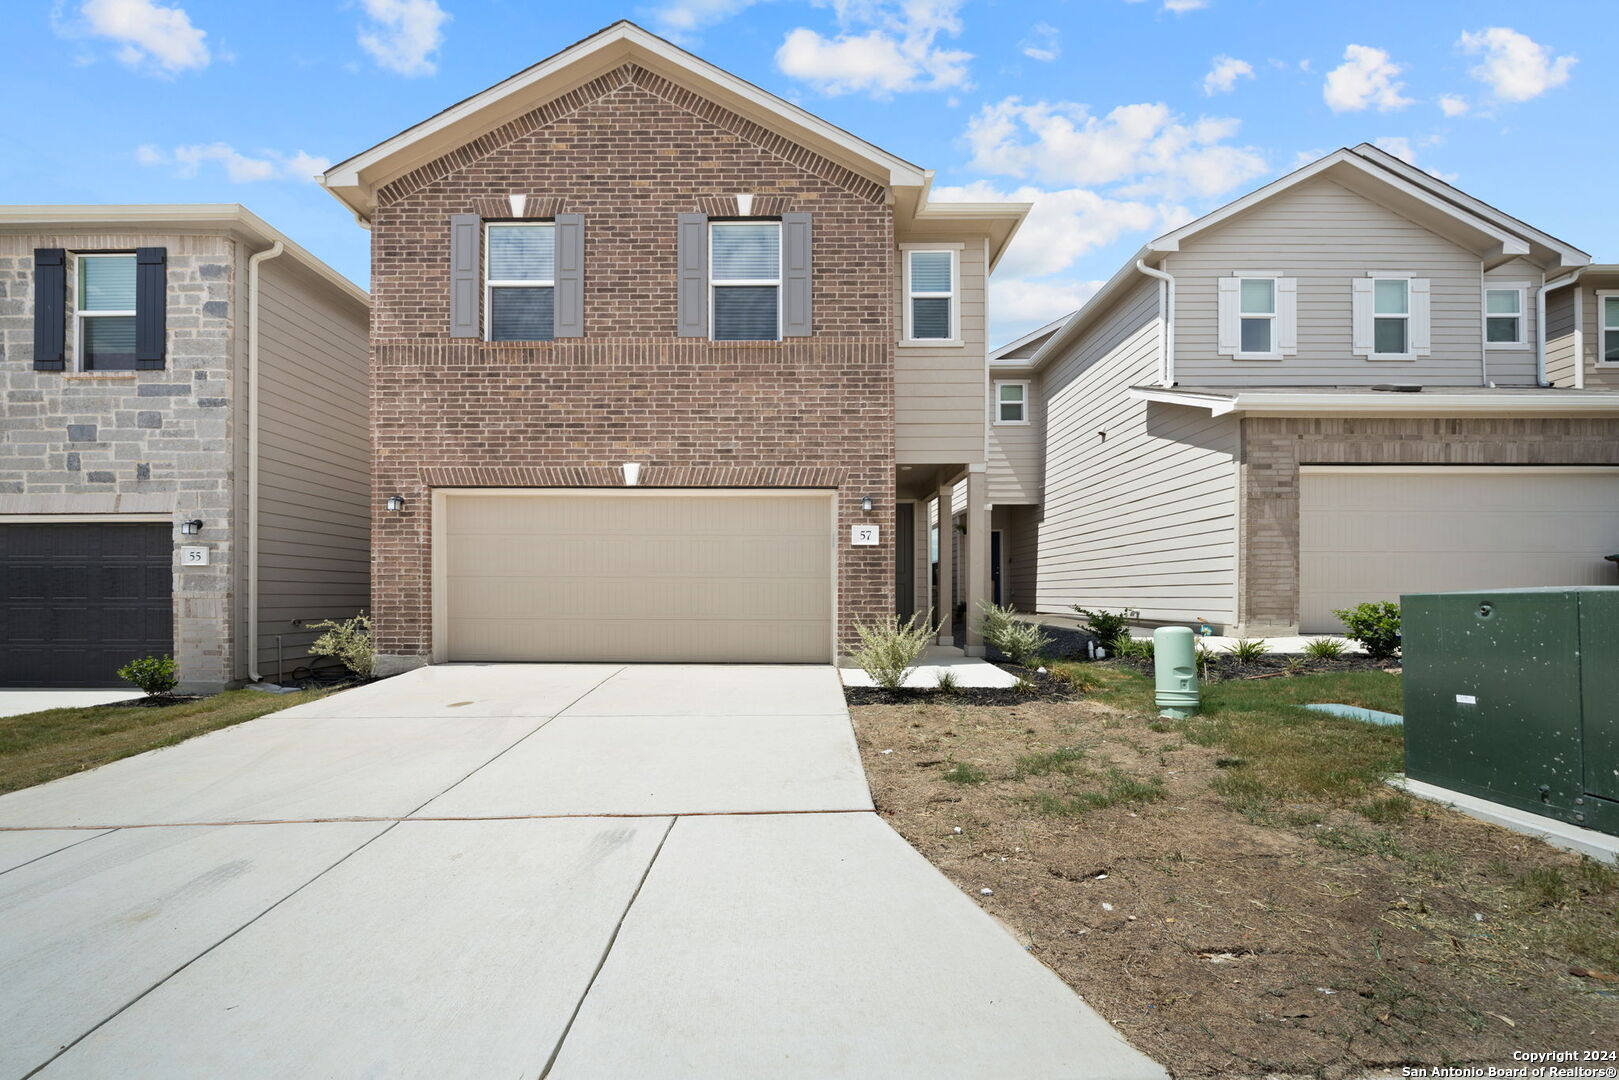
[1298,466,1619,632]
[435,490,835,664]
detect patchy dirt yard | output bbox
[850,668,1619,1079]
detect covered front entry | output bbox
[1298,466,1619,632]
[0,522,173,688]
[435,489,834,663]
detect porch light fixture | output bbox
[179,519,203,536]
[860,496,875,513]
[385,495,406,512]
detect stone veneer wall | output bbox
[367,63,896,667]
[1238,416,1619,631]
[0,232,238,691]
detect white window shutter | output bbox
[1276,277,1297,354]
[1217,277,1240,354]
[1351,278,1373,355]
[1410,277,1431,354]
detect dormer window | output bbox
[710,221,781,341]
[486,222,556,342]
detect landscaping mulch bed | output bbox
[849,674,1619,1079]
[1116,652,1400,684]
[842,663,1076,707]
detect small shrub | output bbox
[117,654,178,697]
[943,762,989,785]
[934,669,960,694]
[308,612,375,679]
[1072,606,1135,648]
[849,610,935,691]
[1332,601,1401,659]
[976,601,1051,666]
[1194,641,1212,677]
[1115,637,1154,662]
[1228,637,1270,662]
[1303,636,1348,660]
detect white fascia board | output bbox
[1146,150,1527,258]
[1128,386,1619,417]
[323,22,927,217]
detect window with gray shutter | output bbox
[781,212,812,337]
[449,213,481,338]
[677,212,709,337]
[554,213,584,338]
[32,249,66,371]
[486,222,556,341]
[710,221,781,342]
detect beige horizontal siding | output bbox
[896,240,987,464]
[1579,286,1619,390]
[1033,277,1241,625]
[988,381,1040,503]
[254,257,370,677]
[1483,258,1539,386]
[1172,177,1489,387]
[1545,285,1578,387]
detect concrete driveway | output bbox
[0,664,1164,1080]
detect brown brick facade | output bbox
[369,63,895,663]
[1238,416,1619,630]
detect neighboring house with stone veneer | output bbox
[319,21,1026,671]
[988,144,1619,635]
[0,206,369,692]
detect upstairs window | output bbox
[1373,278,1410,355]
[710,221,781,341]
[486,222,555,342]
[906,249,956,341]
[1602,293,1619,364]
[1485,285,1526,346]
[76,253,137,370]
[1239,278,1276,353]
[994,381,1029,424]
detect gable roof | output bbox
[990,312,1072,362]
[1018,144,1590,372]
[322,20,928,223]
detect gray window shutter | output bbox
[781,212,812,337]
[677,212,708,338]
[135,247,167,369]
[449,213,481,338]
[554,213,584,338]
[32,248,66,371]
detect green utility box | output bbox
[1402,587,1618,837]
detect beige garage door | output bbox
[438,491,833,663]
[1298,466,1619,632]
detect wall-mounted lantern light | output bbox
[385,495,406,512]
[860,495,875,513]
[179,519,203,535]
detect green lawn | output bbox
[0,687,341,796]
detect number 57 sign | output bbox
[850,525,880,546]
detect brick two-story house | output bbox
[989,145,1619,635]
[321,21,1026,671]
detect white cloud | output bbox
[775,1,972,96]
[1322,44,1412,113]
[1202,55,1253,95]
[75,0,210,74]
[1373,136,1415,164]
[1125,0,1207,11]
[643,0,761,36]
[1289,147,1328,170]
[1020,21,1060,62]
[136,143,330,183]
[1438,93,1470,117]
[965,98,1268,200]
[1459,27,1574,103]
[357,0,448,77]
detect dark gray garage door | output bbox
[0,523,173,688]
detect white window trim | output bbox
[1368,273,1415,360]
[73,252,137,372]
[1597,290,1619,366]
[1230,270,1283,361]
[484,221,556,342]
[993,380,1030,425]
[902,246,961,346]
[709,219,782,342]
[1483,281,1529,350]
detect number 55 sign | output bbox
[850,525,880,546]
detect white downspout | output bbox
[1539,269,1583,388]
[246,241,284,682]
[1135,258,1174,386]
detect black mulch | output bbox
[1111,652,1399,683]
[844,663,1078,707]
[94,695,204,709]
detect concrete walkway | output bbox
[0,664,1164,1079]
[839,644,1022,689]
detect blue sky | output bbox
[5,1,1606,343]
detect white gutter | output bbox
[1539,269,1583,388]
[1135,259,1174,386]
[246,241,284,682]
